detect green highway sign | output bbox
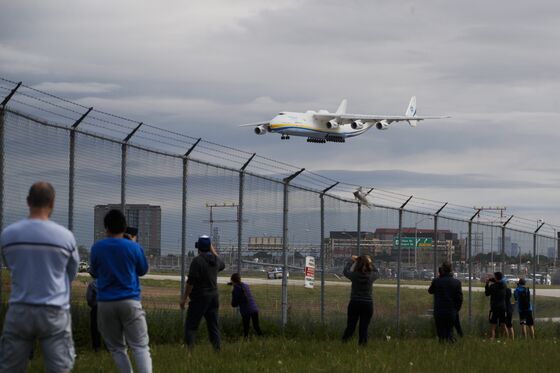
[393,237,433,248]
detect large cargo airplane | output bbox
[240,97,449,143]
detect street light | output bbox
[414,216,433,271]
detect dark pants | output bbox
[342,300,373,345]
[434,312,456,342]
[242,312,263,338]
[90,306,102,351]
[184,295,220,351]
[454,313,463,337]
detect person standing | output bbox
[180,235,225,351]
[90,210,151,373]
[514,278,535,339]
[428,262,463,342]
[86,278,102,351]
[341,255,379,346]
[230,273,263,339]
[0,182,80,372]
[485,271,508,339]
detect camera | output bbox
[124,227,138,241]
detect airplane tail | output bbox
[405,96,418,127]
[336,99,347,115]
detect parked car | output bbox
[78,261,90,273]
[267,267,288,279]
[503,274,520,285]
[419,270,435,281]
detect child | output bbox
[514,278,535,339]
[230,273,263,339]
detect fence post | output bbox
[501,215,514,274]
[68,107,92,232]
[320,182,338,324]
[180,139,200,302]
[468,209,481,324]
[396,196,413,332]
[238,153,256,274]
[357,203,362,255]
[433,203,447,277]
[0,81,21,305]
[501,226,506,273]
[0,107,4,305]
[281,168,304,327]
[533,221,545,316]
[120,122,142,214]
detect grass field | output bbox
[2,273,560,372]
[23,337,560,372]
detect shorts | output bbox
[0,304,75,373]
[489,309,506,325]
[519,310,534,326]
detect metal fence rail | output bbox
[1,77,559,332]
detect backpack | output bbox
[517,287,530,311]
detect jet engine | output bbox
[375,120,389,130]
[254,125,267,135]
[326,119,339,129]
[350,120,364,130]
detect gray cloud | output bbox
[2,0,560,228]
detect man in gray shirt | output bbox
[0,182,80,373]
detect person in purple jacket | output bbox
[230,273,263,339]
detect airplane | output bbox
[240,97,449,143]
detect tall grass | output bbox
[27,337,560,373]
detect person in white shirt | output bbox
[0,182,80,373]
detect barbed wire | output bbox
[1,76,558,232]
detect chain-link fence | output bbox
[1,77,559,334]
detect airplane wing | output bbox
[339,114,450,122]
[313,97,450,124]
[239,121,270,127]
[314,113,449,121]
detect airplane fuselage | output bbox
[269,111,373,139]
[243,96,448,142]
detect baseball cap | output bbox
[195,235,211,252]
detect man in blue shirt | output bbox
[90,209,151,373]
[514,278,535,339]
[0,182,79,372]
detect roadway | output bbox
[137,273,560,298]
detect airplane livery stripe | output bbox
[269,124,370,137]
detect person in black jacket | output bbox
[180,235,225,351]
[86,278,102,351]
[428,262,463,342]
[485,271,507,339]
[341,255,379,346]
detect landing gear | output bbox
[307,137,326,143]
[325,135,345,143]
[281,135,290,140]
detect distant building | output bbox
[247,236,283,251]
[327,231,390,266]
[94,204,161,257]
[372,228,457,265]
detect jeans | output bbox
[184,295,221,351]
[342,300,373,345]
[97,299,152,373]
[242,312,263,338]
[0,304,75,373]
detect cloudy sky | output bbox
[1,0,560,232]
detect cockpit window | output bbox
[278,112,285,115]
